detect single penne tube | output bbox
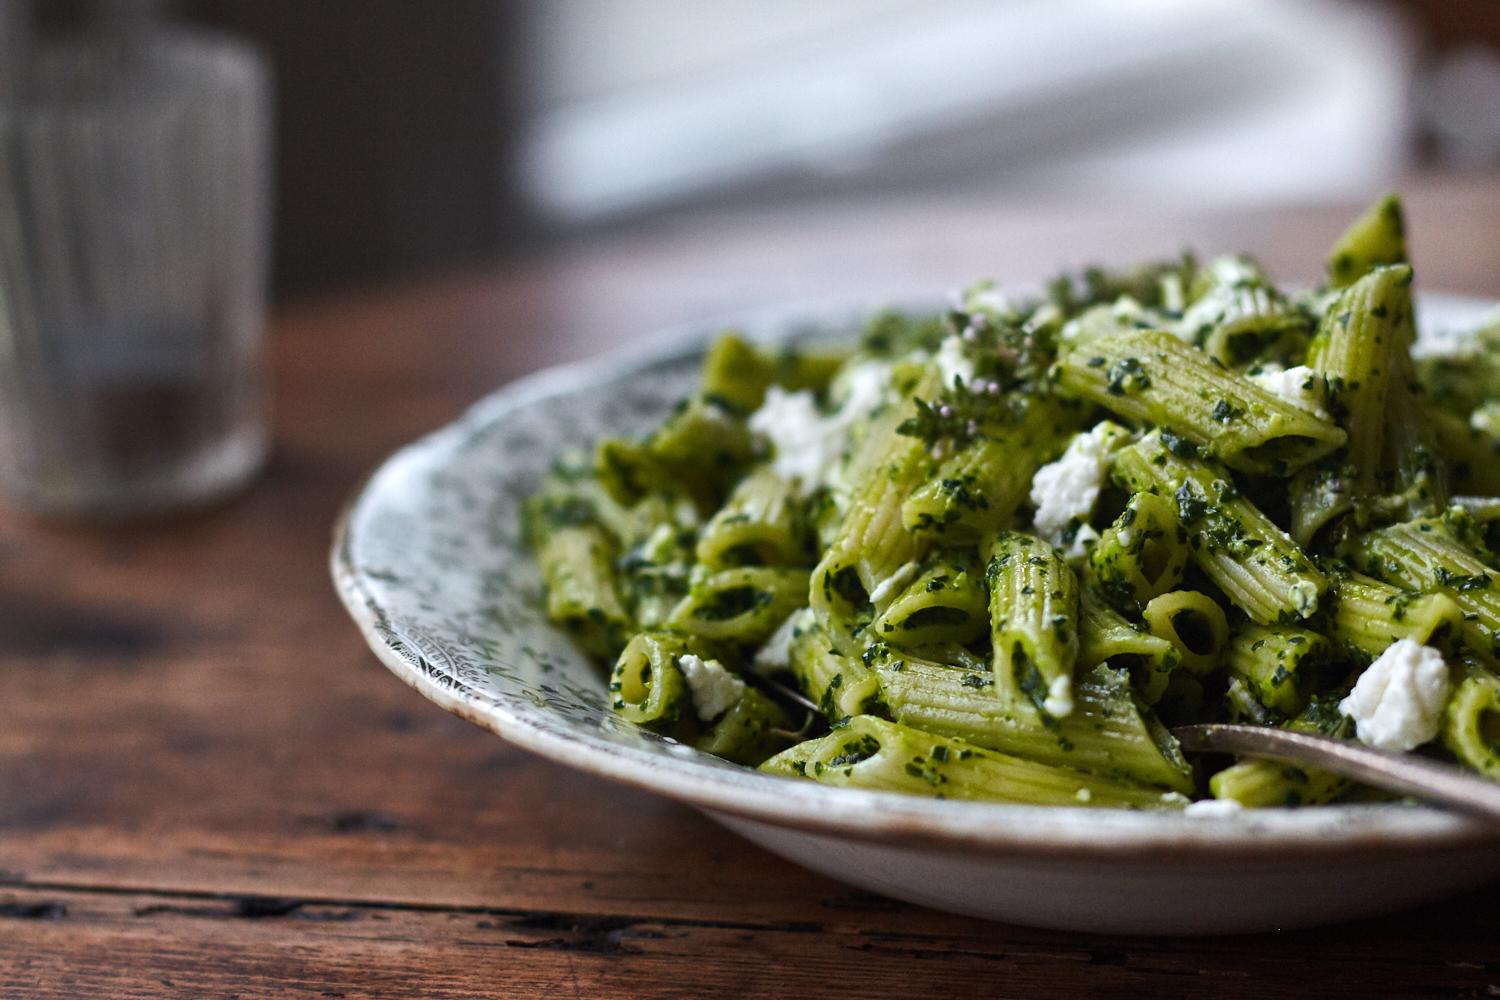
[695,467,811,570]
[1184,257,1311,367]
[694,687,792,766]
[1076,586,1179,704]
[1055,328,1345,474]
[535,524,631,659]
[869,553,989,648]
[1324,566,1465,658]
[1299,263,1414,500]
[608,632,697,732]
[1381,353,1448,520]
[1442,659,1500,779]
[1351,516,1500,656]
[1208,697,1354,807]
[1111,431,1326,624]
[986,531,1080,722]
[760,715,1182,808]
[1087,491,1189,612]
[1225,623,1332,717]
[667,566,810,644]
[1426,407,1500,497]
[787,618,884,720]
[871,651,1194,793]
[1142,590,1229,677]
[1326,193,1407,288]
[1208,758,1349,809]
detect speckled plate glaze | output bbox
[333,293,1500,935]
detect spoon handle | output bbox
[1172,724,1500,824]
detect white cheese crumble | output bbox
[1338,639,1451,752]
[1028,424,1121,542]
[751,609,806,675]
[1250,364,1328,418]
[869,561,920,607]
[1184,798,1244,817]
[1042,675,1074,718]
[933,336,976,389]
[748,363,891,494]
[677,653,746,722]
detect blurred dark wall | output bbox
[176,0,533,299]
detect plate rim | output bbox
[331,292,1500,861]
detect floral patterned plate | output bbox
[332,295,1500,934]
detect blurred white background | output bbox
[516,0,1417,223]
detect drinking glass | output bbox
[0,26,272,517]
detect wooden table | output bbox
[5,176,1500,998]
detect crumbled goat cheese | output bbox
[677,653,746,722]
[1029,425,1119,542]
[1042,675,1074,718]
[1339,639,1450,752]
[1184,798,1244,817]
[933,336,976,389]
[1251,364,1328,417]
[751,609,807,675]
[869,561,920,607]
[749,363,890,493]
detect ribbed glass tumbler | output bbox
[0,30,271,517]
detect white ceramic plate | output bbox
[332,293,1500,935]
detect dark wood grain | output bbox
[3,176,1500,998]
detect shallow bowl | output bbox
[332,294,1500,934]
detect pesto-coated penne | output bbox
[535,524,631,659]
[1427,407,1500,497]
[609,632,697,733]
[1076,587,1180,704]
[527,196,1500,803]
[667,566,810,644]
[1326,193,1406,289]
[1209,697,1354,807]
[1442,660,1500,779]
[1112,432,1326,624]
[1352,515,1500,656]
[1055,328,1345,474]
[1325,567,1466,659]
[870,653,1193,792]
[699,333,851,413]
[986,531,1080,721]
[1310,267,1413,461]
[1226,624,1332,717]
[1209,758,1350,809]
[1142,590,1229,677]
[1087,491,1189,613]
[788,618,884,720]
[1382,354,1448,520]
[902,396,1076,544]
[761,715,1183,807]
[811,374,936,653]
[695,467,811,570]
[869,553,989,648]
[1183,257,1311,367]
[694,687,793,766]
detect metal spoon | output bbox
[1173,724,1500,824]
